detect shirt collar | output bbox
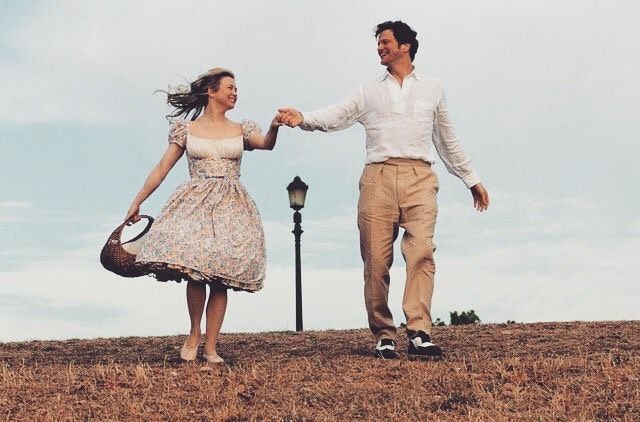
[378,68,424,82]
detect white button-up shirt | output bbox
[300,70,480,188]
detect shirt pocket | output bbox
[413,100,435,123]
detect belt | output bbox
[378,158,431,166]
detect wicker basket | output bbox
[100,216,154,277]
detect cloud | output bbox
[0,200,29,223]
[2,186,638,342]
[0,242,366,341]
[435,234,640,324]
[437,189,624,249]
[2,1,639,342]
[0,201,30,208]
[0,248,37,257]
[262,206,361,268]
[2,233,638,342]
[0,201,100,227]
[0,294,125,322]
[0,1,377,125]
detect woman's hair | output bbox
[161,68,235,120]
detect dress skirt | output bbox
[135,157,266,292]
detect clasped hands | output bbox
[271,108,304,128]
[271,107,490,213]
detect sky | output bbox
[1,0,639,342]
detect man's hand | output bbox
[277,107,304,127]
[470,183,489,212]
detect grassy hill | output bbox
[1,321,638,420]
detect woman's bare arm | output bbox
[125,143,185,223]
[246,114,283,150]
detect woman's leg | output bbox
[185,281,206,347]
[203,284,228,355]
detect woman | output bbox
[125,67,281,363]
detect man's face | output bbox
[377,29,405,66]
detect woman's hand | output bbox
[124,143,185,225]
[271,112,285,129]
[277,108,304,127]
[245,114,284,150]
[125,203,141,225]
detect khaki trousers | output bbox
[357,158,439,341]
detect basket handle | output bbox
[121,215,154,246]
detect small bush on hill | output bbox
[450,310,481,325]
[433,318,446,327]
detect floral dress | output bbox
[135,119,266,292]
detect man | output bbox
[279,21,489,360]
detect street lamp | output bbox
[286,176,308,332]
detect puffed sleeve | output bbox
[241,119,261,151]
[168,120,188,149]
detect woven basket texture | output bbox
[100,216,154,278]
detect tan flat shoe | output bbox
[180,336,200,361]
[202,352,224,364]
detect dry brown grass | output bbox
[1,321,639,420]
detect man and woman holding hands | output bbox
[125,20,489,363]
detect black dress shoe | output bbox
[375,338,399,359]
[408,331,443,360]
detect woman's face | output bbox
[210,76,237,109]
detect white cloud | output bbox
[0,243,367,341]
[2,1,639,342]
[0,207,114,230]
[2,234,638,342]
[437,188,622,247]
[2,186,639,342]
[435,234,640,324]
[11,1,637,127]
[0,1,376,125]
[0,200,29,223]
[629,220,640,232]
[0,201,30,208]
[0,248,37,257]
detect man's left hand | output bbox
[470,183,489,212]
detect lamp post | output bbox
[286,176,308,332]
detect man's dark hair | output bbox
[374,21,419,62]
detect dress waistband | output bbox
[188,157,241,179]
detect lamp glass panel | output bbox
[288,190,296,207]
[295,190,306,207]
